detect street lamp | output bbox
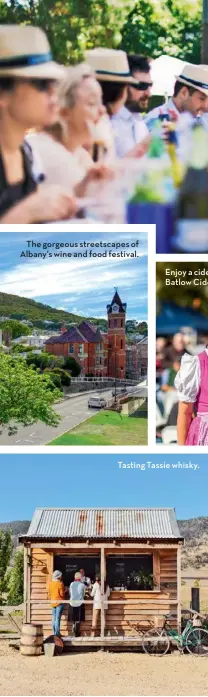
[202,0,208,64]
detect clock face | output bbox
[112,303,119,313]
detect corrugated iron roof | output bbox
[23,508,182,540]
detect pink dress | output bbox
[178,351,208,445]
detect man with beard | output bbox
[109,54,152,157]
[125,55,152,115]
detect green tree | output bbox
[137,321,148,336]
[51,367,71,386]
[7,548,24,606]
[11,344,34,354]
[64,355,81,376]
[0,0,126,63]
[120,0,201,62]
[26,351,64,371]
[0,529,13,604]
[0,320,31,341]
[0,354,62,434]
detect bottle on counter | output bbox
[173,122,208,252]
[165,125,184,189]
[127,123,176,252]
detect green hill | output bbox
[0,292,107,330]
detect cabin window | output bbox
[106,555,153,591]
[79,344,84,354]
[69,344,74,354]
[54,555,100,585]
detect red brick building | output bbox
[45,291,127,378]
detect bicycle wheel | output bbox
[186,627,208,656]
[142,628,170,656]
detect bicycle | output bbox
[142,613,208,657]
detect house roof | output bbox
[20,508,182,541]
[45,322,103,345]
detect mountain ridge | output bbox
[1,517,208,570]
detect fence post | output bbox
[100,548,105,641]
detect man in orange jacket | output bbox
[48,570,65,636]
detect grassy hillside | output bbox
[178,517,208,569]
[0,292,107,329]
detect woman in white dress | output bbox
[175,348,208,445]
[91,574,110,637]
[28,63,113,195]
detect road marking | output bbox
[29,432,36,436]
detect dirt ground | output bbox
[0,642,208,696]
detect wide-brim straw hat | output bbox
[176,63,208,96]
[0,25,65,79]
[52,570,62,580]
[86,48,138,85]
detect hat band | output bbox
[96,69,131,78]
[178,74,208,90]
[0,52,52,68]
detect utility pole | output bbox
[114,350,117,405]
[202,0,208,64]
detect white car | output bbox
[88,395,107,409]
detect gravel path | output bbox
[0,642,207,696]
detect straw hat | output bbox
[52,570,62,580]
[86,48,138,85]
[176,63,208,96]
[0,25,64,79]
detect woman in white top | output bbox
[91,574,110,637]
[175,348,208,445]
[28,63,113,196]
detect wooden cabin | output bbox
[20,507,184,646]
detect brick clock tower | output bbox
[107,290,126,379]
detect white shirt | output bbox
[80,575,91,587]
[174,349,208,402]
[27,132,89,190]
[111,106,148,158]
[145,97,208,133]
[145,98,181,131]
[91,582,110,610]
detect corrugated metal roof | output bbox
[24,508,182,540]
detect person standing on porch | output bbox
[91,574,110,637]
[79,568,91,588]
[48,570,65,637]
[69,571,86,637]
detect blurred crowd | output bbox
[1,24,208,223]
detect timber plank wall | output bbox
[27,547,178,636]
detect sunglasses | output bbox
[26,78,57,92]
[133,81,153,91]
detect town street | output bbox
[0,389,112,446]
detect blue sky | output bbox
[0,231,147,321]
[0,454,207,522]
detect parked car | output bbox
[111,386,127,397]
[88,395,107,409]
